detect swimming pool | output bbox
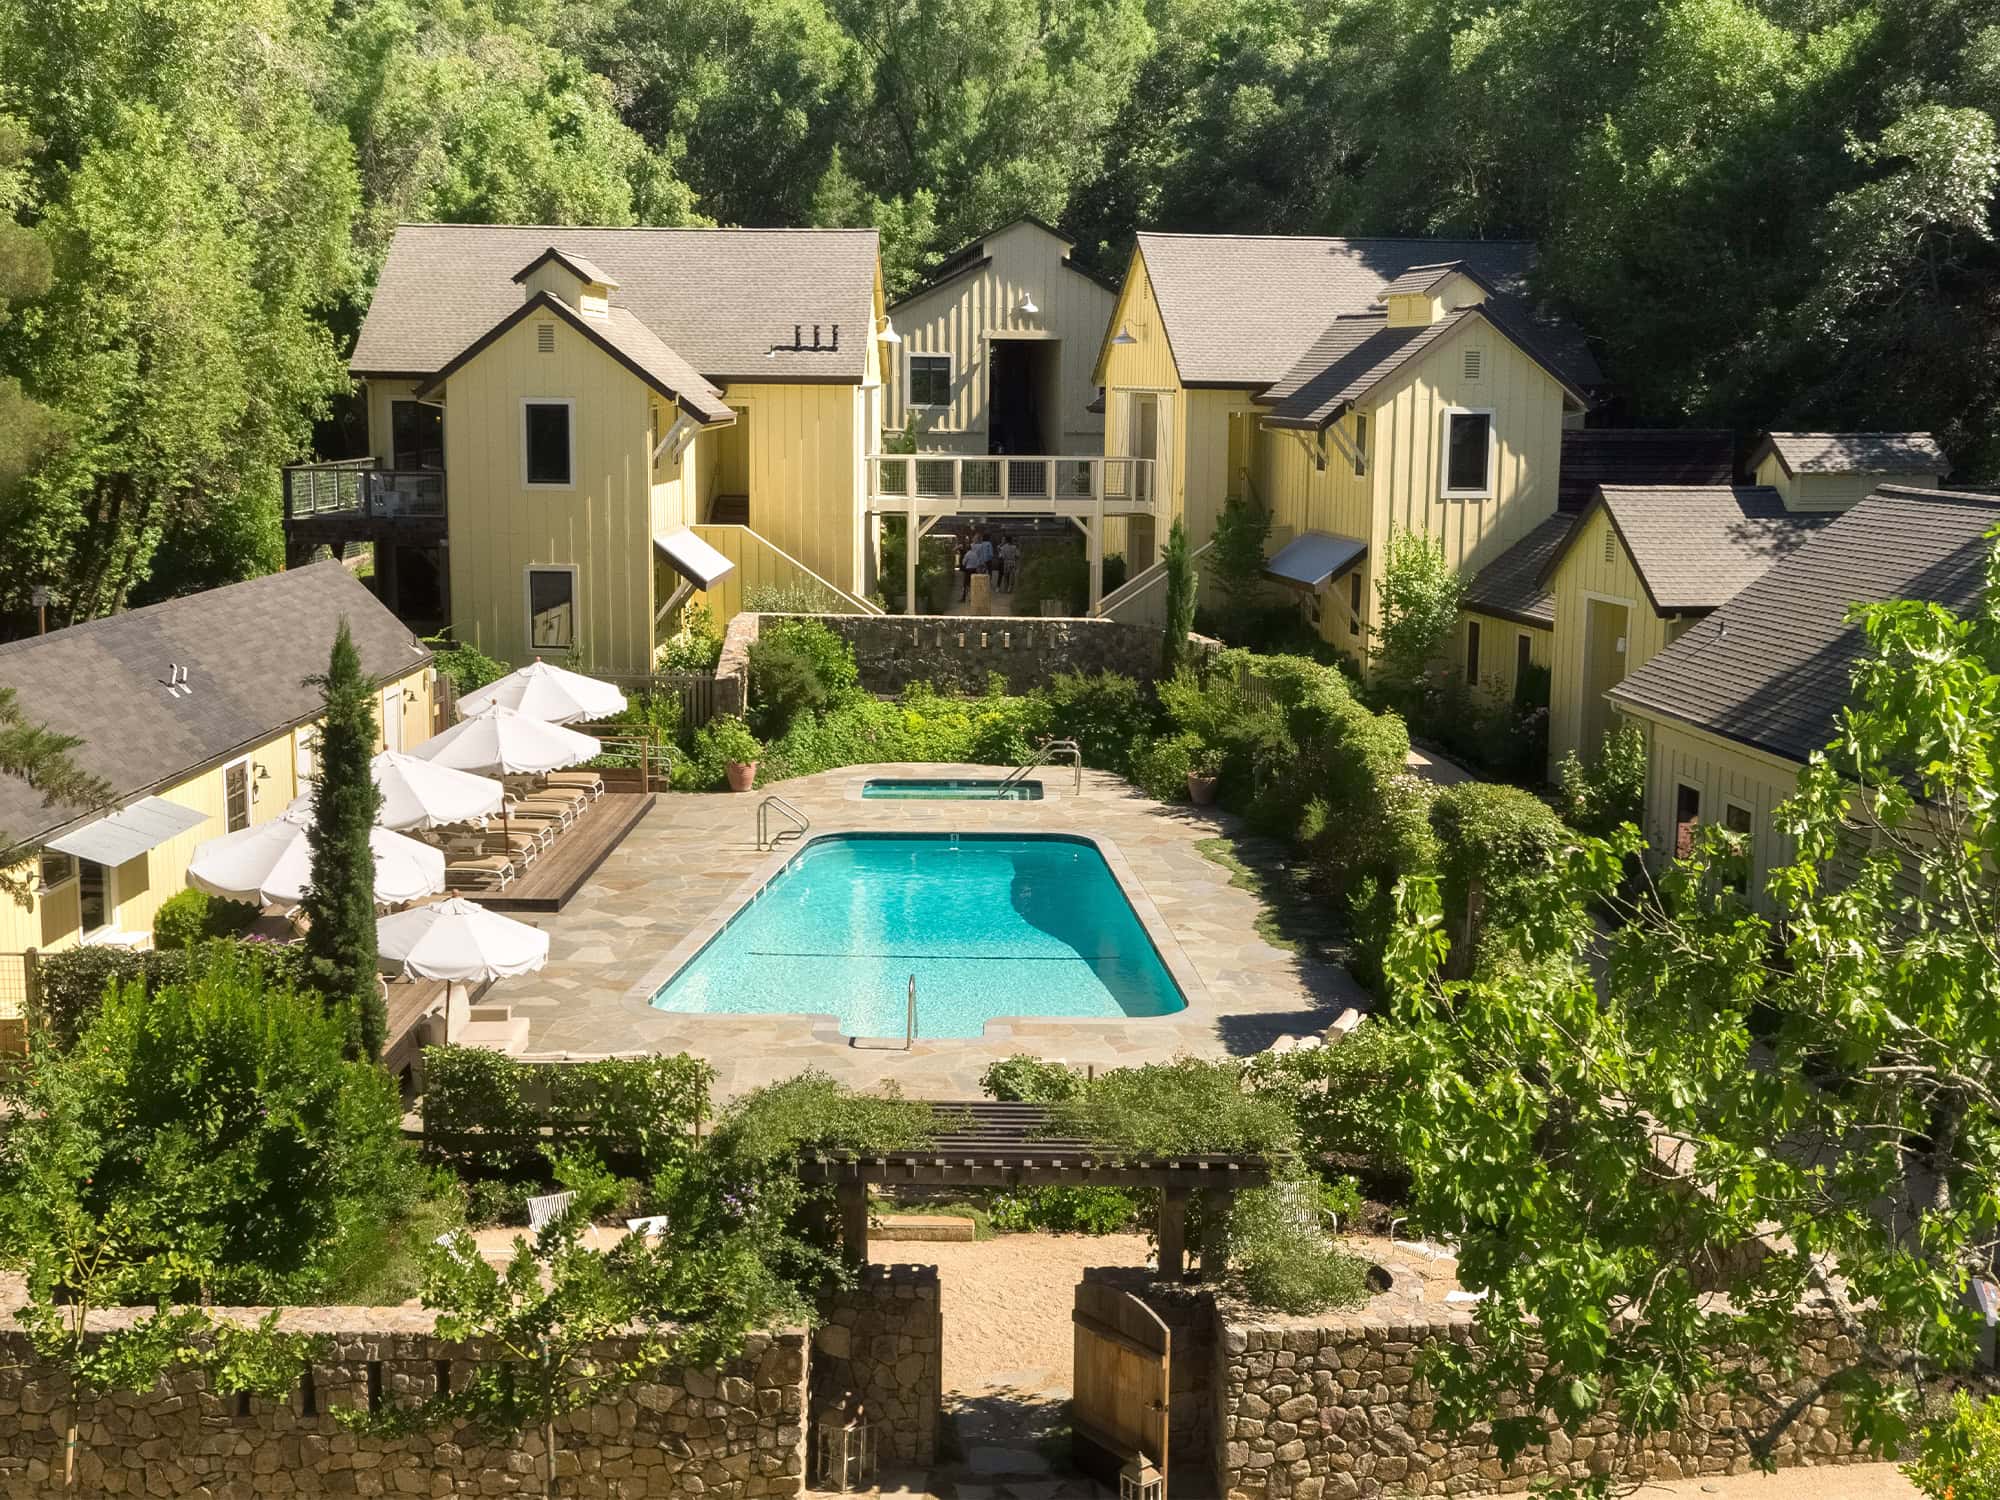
[649,833,1186,1038]
[861,777,1043,801]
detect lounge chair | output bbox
[544,770,604,801]
[444,855,514,892]
[507,794,579,829]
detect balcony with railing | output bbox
[867,454,1153,515]
[283,459,446,526]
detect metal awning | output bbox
[1265,531,1367,592]
[47,796,209,866]
[653,527,734,589]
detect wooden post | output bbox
[22,947,39,1039]
[1087,489,1105,615]
[905,499,919,617]
[838,1180,869,1267]
[1198,1188,1234,1281]
[1157,1187,1189,1282]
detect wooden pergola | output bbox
[798,1101,1274,1278]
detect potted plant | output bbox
[707,715,764,792]
[1186,746,1223,806]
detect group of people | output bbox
[957,530,1022,601]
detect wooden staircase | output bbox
[709,493,749,525]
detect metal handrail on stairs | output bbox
[756,794,810,851]
[1002,737,1082,794]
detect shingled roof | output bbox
[353,224,880,384]
[1610,486,2000,766]
[1748,431,1947,478]
[1544,486,1832,614]
[1557,429,1736,513]
[1463,514,1574,628]
[0,564,431,846]
[1130,233,1603,391]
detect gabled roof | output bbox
[353,224,880,384]
[511,247,619,289]
[1557,429,1736,513]
[1463,514,1574,628]
[1129,233,1603,391]
[1610,486,2000,766]
[1375,260,1503,301]
[0,563,432,847]
[1748,431,1947,478]
[1259,303,1590,431]
[415,292,733,424]
[1544,486,1831,615]
[891,216,1118,309]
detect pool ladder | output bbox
[852,975,918,1052]
[1001,737,1082,794]
[756,794,810,851]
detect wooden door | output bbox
[1581,598,1630,756]
[1072,1281,1170,1493]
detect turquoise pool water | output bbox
[649,833,1185,1038]
[861,778,1043,801]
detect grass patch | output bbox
[321,1176,467,1304]
[872,1197,996,1239]
[1196,833,1347,962]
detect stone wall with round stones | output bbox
[0,1308,809,1499]
[812,1264,942,1468]
[1214,1302,1865,1500]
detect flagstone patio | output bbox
[499,764,1370,1098]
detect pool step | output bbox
[874,1214,978,1243]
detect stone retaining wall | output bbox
[1086,1268,1218,1477]
[720,613,1205,698]
[0,1310,808,1500]
[1215,1304,1863,1500]
[813,1264,942,1468]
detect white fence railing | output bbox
[868,454,1153,509]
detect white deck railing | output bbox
[868,454,1153,511]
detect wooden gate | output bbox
[1071,1281,1170,1493]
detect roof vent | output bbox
[1463,348,1484,382]
[159,663,191,699]
[537,323,555,354]
[1602,528,1616,565]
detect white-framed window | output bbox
[907,353,951,409]
[77,859,113,934]
[525,566,578,653]
[223,756,253,833]
[38,849,76,893]
[1723,799,1756,894]
[522,398,575,488]
[1440,407,1495,499]
[381,686,404,754]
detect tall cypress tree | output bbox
[301,620,384,1060]
[1160,518,1197,677]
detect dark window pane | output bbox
[1447,412,1490,492]
[225,762,251,832]
[1465,621,1481,685]
[392,401,444,470]
[525,403,571,485]
[529,570,575,650]
[910,356,950,407]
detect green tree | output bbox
[1159,516,1199,677]
[0,685,111,902]
[1207,495,1270,640]
[1387,535,2000,1476]
[301,621,386,1060]
[1372,528,1465,693]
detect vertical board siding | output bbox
[686,525,875,621]
[0,666,434,953]
[1546,507,1676,771]
[886,223,1116,454]
[1455,612,1552,706]
[366,379,425,465]
[1099,252,1185,555]
[716,382,866,599]
[1638,717,1803,914]
[442,314,655,674]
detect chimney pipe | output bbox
[812,324,822,349]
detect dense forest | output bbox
[0,0,1996,628]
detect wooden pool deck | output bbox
[469,791,656,914]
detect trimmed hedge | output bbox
[421,1045,715,1171]
[36,938,306,1046]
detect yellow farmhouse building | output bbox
[1092,234,1601,643]
[1607,484,1998,904]
[289,225,893,674]
[0,563,436,956]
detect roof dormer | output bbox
[1380,262,1493,328]
[511,247,619,322]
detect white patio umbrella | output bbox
[458,660,627,725]
[370,750,505,831]
[187,808,446,908]
[376,896,550,1049]
[407,703,602,776]
[375,896,550,982]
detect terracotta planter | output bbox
[1186,773,1220,806]
[725,761,758,793]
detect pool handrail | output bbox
[1003,737,1082,793]
[756,794,810,851]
